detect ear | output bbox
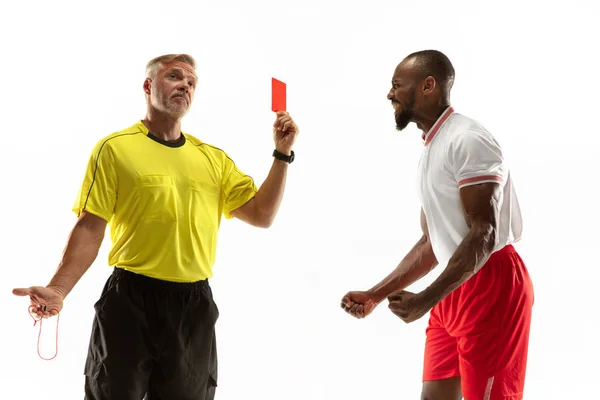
[143,78,152,95]
[422,76,436,95]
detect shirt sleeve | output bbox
[447,130,506,189]
[221,155,258,219]
[72,139,118,222]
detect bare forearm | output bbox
[252,159,289,226]
[47,218,105,299]
[421,225,496,307]
[368,236,438,304]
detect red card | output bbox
[271,78,286,112]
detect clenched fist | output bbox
[340,290,380,319]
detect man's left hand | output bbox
[387,290,434,324]
[273,111,299,155]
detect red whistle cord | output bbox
[28,305,60,361]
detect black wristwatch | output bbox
[273,149,295,164]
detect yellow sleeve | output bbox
[221,156,258,219]
[72,139,118,223]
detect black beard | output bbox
[395,109,413,131]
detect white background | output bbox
[1,0,598,399]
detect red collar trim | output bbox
[422,106,454,146]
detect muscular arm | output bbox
[420,182,500,307]
[229,158,288,228]
[367,208,439,303]
[47,211,107,299]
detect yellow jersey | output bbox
[72,121,257,282]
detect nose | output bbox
[177,83,189,93]
[387,89,394,100]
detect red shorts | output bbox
[423,245,534,400]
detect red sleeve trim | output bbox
[458,175,503,187]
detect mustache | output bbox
[171,93,189,101]
[391,100,403,109]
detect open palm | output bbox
[13,286,64,319]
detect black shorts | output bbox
[84,267,219,400]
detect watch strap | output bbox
[272,149,295,163]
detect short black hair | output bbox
[406,50,455,90]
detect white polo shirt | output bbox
[417,106,523,268]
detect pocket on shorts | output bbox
[84,356,101,379]
[204,285,220,324]
[209,373,217,388]
[205,373,217,400]
[93,273,121,311]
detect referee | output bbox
[13,53,299,400]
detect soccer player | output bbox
[340,50,533,400]
[13,53,299,400]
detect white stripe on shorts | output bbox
[483,376,495,400]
